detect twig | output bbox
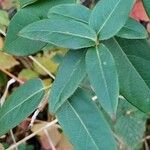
[0,29,6,37]
[29,56,55,80]
[44,129,56,150]
[0,67,24,84]
[6,119,58,150]
[144,140,150,150]
[28,99,48,128]
[29,89,51,128]
[10,130,18,150]
[113,133,125,150]
[0,79,16,106]
[142,135,150,142]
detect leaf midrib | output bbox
[66,101,99,150]
[0,86,46,122]
[95,46,114,112]
[53,54,85,111]
[49,12,88,24]
[98,0,121,34]
[22,30,96,42]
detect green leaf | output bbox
[48,4,91,24]
[56,89,117,150]
[19,0,38,8]
[143,0,150,18]
[116,38,150,88]
[0,10,9,26]
[49,50,86,113]
[85,44,119,117]
[117,18,148,39]
[4,0,75,56]
[89,0,135,40]
[0,79,45,136]
[115,97,147,150]
[104,38,150,113]
[19,18,97,49]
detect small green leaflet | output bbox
[143,0,150,18]
[86,44,119,117]
[19,18,97,49]
[49,50,86,113]
[0,79,45,136]
[4,0,75,56]
[115,97,147,149]
[56,89,117,150]
[48,4,91,24]
[104,38,150,113]
[89,0,135,40]
[19,0,38,8]
[117,18,148,39]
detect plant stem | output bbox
[29,56,55,80]
[6,119,58,150]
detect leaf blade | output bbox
[86,44,119,117]
[143,0,150,18]
[104,38,150,113]
[56,89,117,150]
[19,18,97,49]
[117,17,148,39]
[19,0,38,8]
[89,0,135,40]
[115,97,147,149]
[48,4,91,24]
[0,79,45,136]
[49,50,86,113]
[4,0,75,56]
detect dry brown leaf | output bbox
[0,51,19,69]
[0,37,3,49]
[0,143,4,150]
[31,122,72,150]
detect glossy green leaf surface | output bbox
[89,0,135,40]
[19,18,97,49]
[117,18,148,39]
[19,0,38,8]
[0,79,45,136]
[48,4,91,24]
[4,0,75,56]
[56,89,117,150]
[49,50,86,113]
[104,38,150,113]
[115,97,147,149]
[86,44,119,117]
[143,0,150,17]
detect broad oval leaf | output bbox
[48,4,91,24]
[85,44,119,117]
[0,79,45,136]
[56,89,117,150]
[143,0,150,18]
[19,18,97,49]
[89,0,135,40]
[104,38,150,113]
[49,50,86,113]
[117,18,148,39]
[4,0,75,56]
[19,0,38,8]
